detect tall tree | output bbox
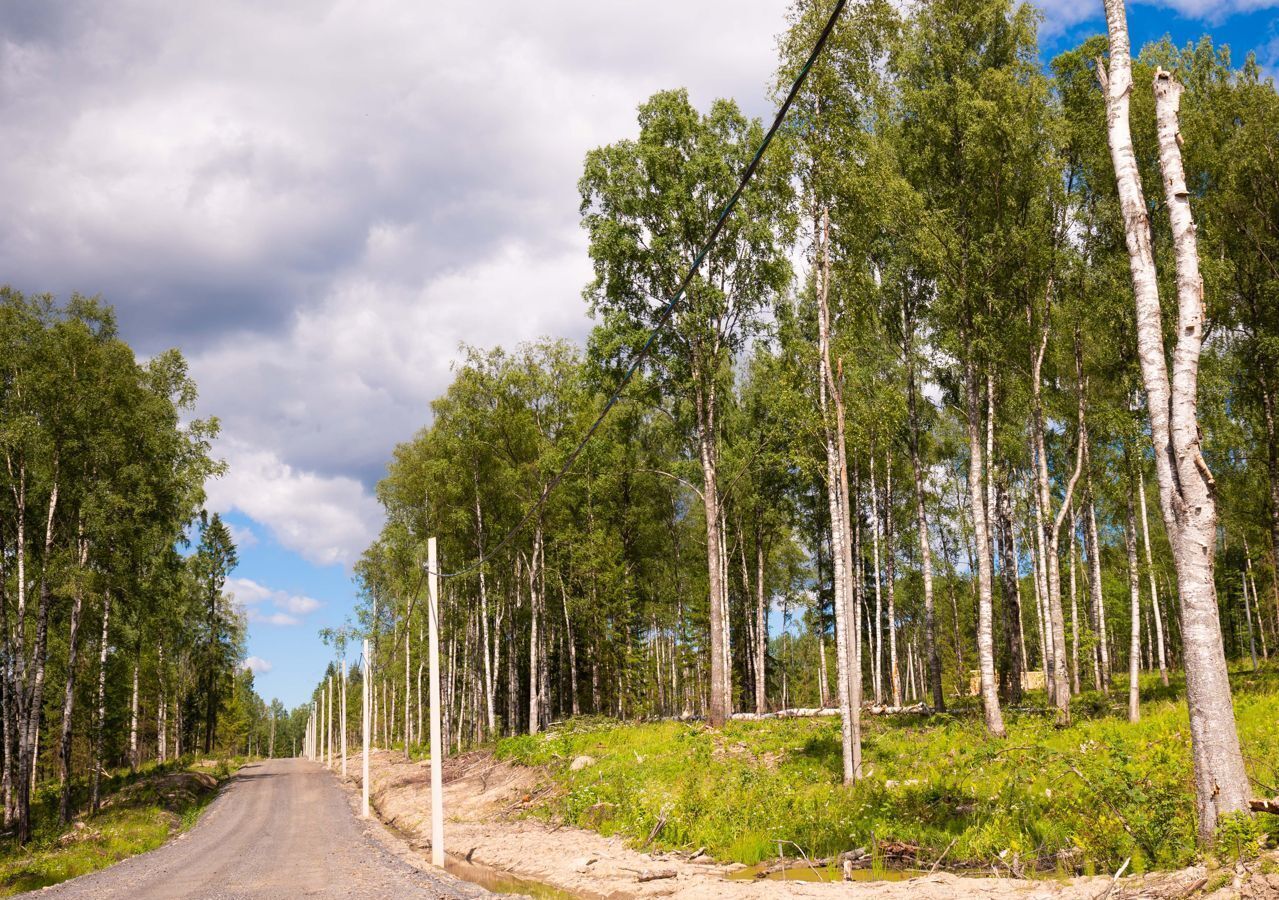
[1100,0,1253,842]
[192,512,240,754]
[581,90,794,725]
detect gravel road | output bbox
[27,758,491,899]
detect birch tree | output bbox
[1100,0,1253,842]
[581,90,794,726]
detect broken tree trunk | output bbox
[1100,0,1253,842]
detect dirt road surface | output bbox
[26,758,490,899]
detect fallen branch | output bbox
[639,810,668,850]
[731,708,839,720]
[1249,797,1279,815]
[731,702,929,721]
[929,837,959,875]
[1095,856,1130,900]
[779,839,825,880]
[636,869,676,883]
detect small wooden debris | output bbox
[637,868,677,883]
[640,811,668,849]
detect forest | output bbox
[343,0,1279,864]
[3,0,1279,883]
[0,290,294,848]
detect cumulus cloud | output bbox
[1035,0,1108,36]
[207,441,382,566]
[278,594,322,615]
[227,575,323,627]
[251,611,301,627]
[1138,0,1279,25]
[7,0,1267,596]
[243,656,273,674]
[225,521,259,550]
[0,0,790,500]
[0,0,787,353]
[227,576,274,606]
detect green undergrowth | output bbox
[496,664,1279,877]
[0,757,232,896]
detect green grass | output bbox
[496,664,1279,876]
[0,758,231,896]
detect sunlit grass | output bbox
[0,757,229,896]
[497,663,1279,875]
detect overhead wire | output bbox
[411,0,848,581]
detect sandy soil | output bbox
[340,749,1279,899]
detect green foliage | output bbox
[1214,812,1262,864]
[0,761,223,895]
[499,667,1279,874]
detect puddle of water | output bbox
[728,861,927,882]
[445,856,579,899]
[377,810,577,898]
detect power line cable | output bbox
[414,0,847,581]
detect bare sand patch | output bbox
[339,749,1275,899]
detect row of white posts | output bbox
[301,536,445,868]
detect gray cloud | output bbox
[1,0,1123,563]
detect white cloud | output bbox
[227,576,274,606]
[1137,0,1279,25]
[227,575,323,627]
[206,440,382,567]
[0,0,790,505]
[251,611,301,627]
[1259,33,1279,81]
[278,594,322,615]
[225,521,259,550]
[243,656,273,674]
[1035,0,1107,37]
[189,243,594,485]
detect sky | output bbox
[2,0,1276,708]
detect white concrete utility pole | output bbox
[341,660,348,777]
[326,675,334,768]
[427,537,444,867]
[362,639,371,818]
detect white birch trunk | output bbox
[966,364,1005,736]
[870,462,884,706]
[1138,470,1170,686]
[1125,486,1142,722]
[884,453,902,707]
[129,660,139,771]
[1086,492,1110,688]
[815,205,860,782]
[1069,507,1082,695]
[904,301,943,710]
[1100,0,1253,839]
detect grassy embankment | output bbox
[497,664,1279,877]
[0,756,243,895]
